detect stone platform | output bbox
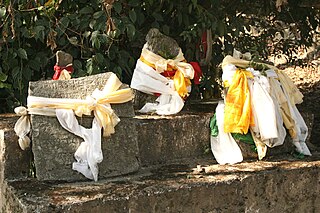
[2,153,320,213]
[1,110,319,212]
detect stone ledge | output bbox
[2,110,315,182]
[135,111,214,166]
[2,153,320,213]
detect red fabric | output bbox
[161,70,176,78]
[189,62,202,85]
[52,64,74,80]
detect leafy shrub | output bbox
[0,0,318,112]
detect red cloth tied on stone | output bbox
[189,62,202,85]
[52,65,74,80]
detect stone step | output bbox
[1,110,315,182]
[31,111,214,181]
[2,152,320,213]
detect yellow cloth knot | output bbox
[27,73,133,137]
[140,44,194,98]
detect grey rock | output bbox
[145,28,180,59]
[29,72,135,117]
[56,50,73,67]
[0,114,32,212]
[28,72,137,181]
[31,115,140,181]
[0,114,32,180]
[136,112,214,166]
[132,89,157,110]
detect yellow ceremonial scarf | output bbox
[224,69,255,134]
[139,46,193,99]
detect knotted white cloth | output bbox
[14,73,133,181]
[131,45,194,115]
[131,59,185,115]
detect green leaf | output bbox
[0,7,6,18]
[0,82,11,89]
[12,66,21,80]
[93,11,104,19]
[28,60,40,71]
[89,20,96,29]
[93,53,105,64]
[188,4,192,14]
[177,12,182,26]
[79,6,94,14]
[128,0,140,7]
[129,10,137,23]
[217,20,225,36]
[91,30,100,48]
[17,48,27,59]
[113,2,122,14]
[126,24,136,40]
[73,60,83,71]
[82,31,91,38]
[68,36,78,45]
[162,25,170,35]
[0,72,7,82]
[152,13,163,22]
[113,66,122,77]
[22,67,32,81]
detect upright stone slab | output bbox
[29,73,139,181]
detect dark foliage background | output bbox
[0,0,319,112]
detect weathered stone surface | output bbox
[56,50,73,67]
[0,114,32,212]
[2,153,320,212]
[28,72,135,117]
[145,28,180,59]
[31,115,140,181]
[0,114,32,180]
[28,72,137,181]
[132,89,157,111]
[135,112,214,166]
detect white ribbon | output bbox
[14,106,31,150]
[131,59,184,115]
[14,73,133,181]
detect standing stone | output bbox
[29,72,139,181]
[133,28,182,109]
[145,28,180,59]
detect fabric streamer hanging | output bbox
[14,73,134,181]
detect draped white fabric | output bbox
[56,109,102,181]
[249,71,278,143]
[210,101,243,164]
[211,59,311,164]
[131,59,185,115]
[14,73,133,181]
